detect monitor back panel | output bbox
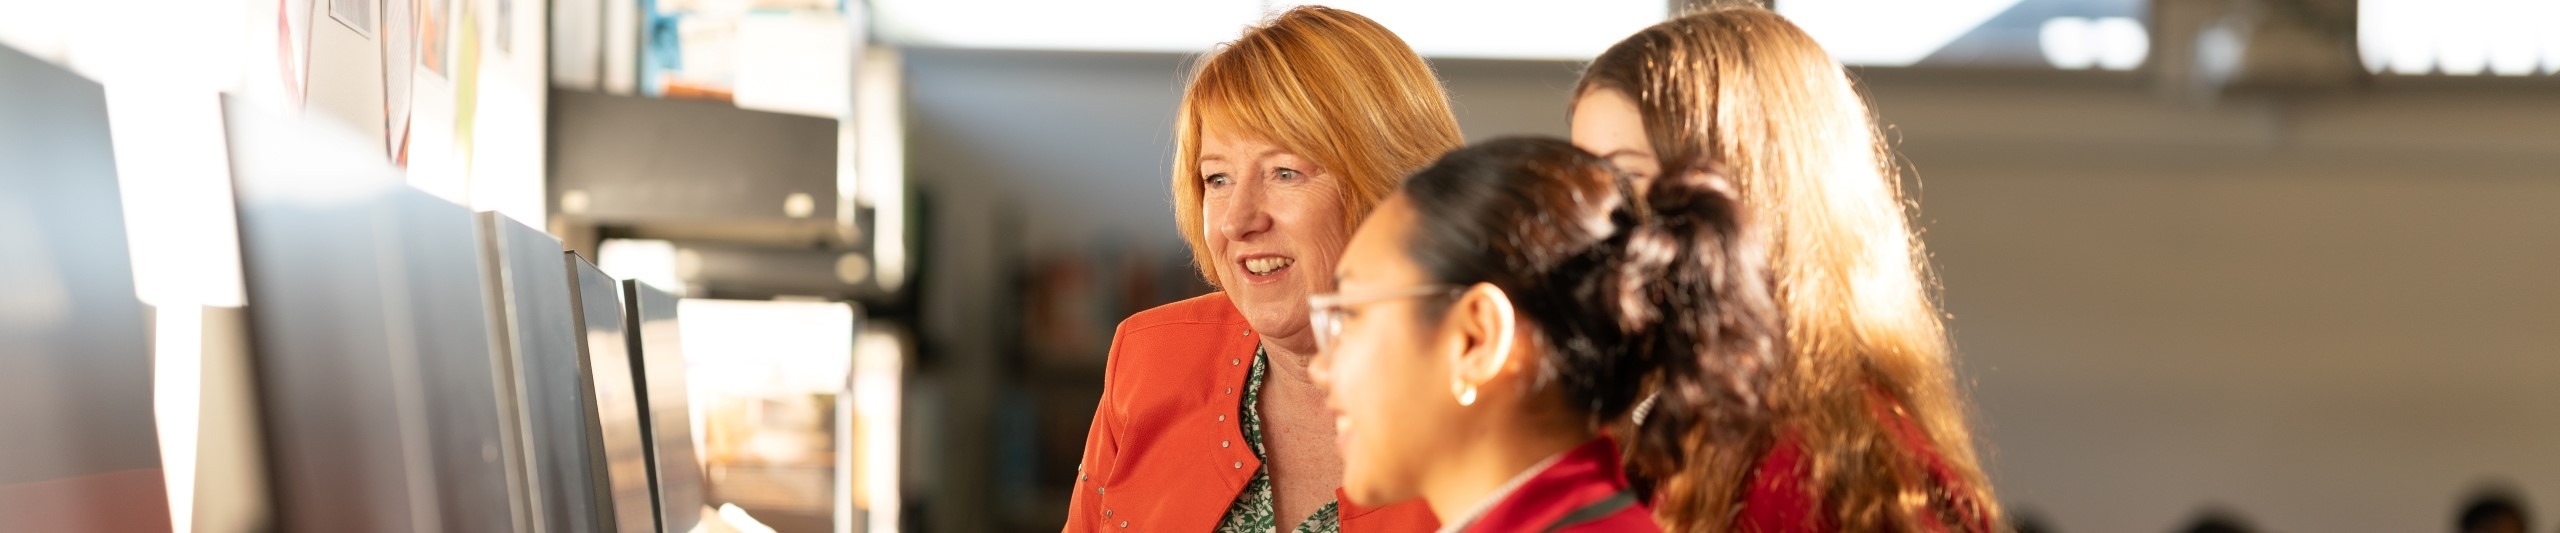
[481,213,609,533]
[569,256,662,533]
[225,98,526,533]
[391,190,532,533]
[624,280,704,532]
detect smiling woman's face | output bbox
[1198,125,1350,346]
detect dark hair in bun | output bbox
[1398,136,1783,491]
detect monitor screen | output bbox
[0,43,173,533]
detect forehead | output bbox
[1197,119,1291,159]
[1570,89,1647,143]
[1339,195,1420,282]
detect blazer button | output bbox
[1104,509,1113,518]
[1232,358,1240,366]
[1224,387,1233,395]
[1233,461,1243,469]
[1221,440,1230,448]
[1217,414,1225,422]
[1121,521,1131,528]
[1097,487,1105,495]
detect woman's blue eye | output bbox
[1275,168,1300,180]
[1205,173,1231,187]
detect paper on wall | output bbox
[732,10,849,118]
[384,0,415,160]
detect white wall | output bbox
[1930,154,2560,533]
[1886,75,2560,533]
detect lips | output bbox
[1239,255,1296,277]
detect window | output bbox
[1781,0,2151,70]
[870,0,1666,60]
[2359,0,2558,76]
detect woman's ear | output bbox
[1450,283,1518,405]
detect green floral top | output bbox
[1214,345,1341,533]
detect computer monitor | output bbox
[567,254,662,533]
[480,212,612,532]
[390,186,536,533]
[224,97,527,532]
[0,43,173,532]
[625,280,705,532]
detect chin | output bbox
[1234,297,1306,336]
[1339,476,1385,507]
[1340,477,1414,509]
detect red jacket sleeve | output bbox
[1061,325,1128,533]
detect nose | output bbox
[1215,177,1272,243]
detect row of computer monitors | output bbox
[1,46,708,532]
[223,77,717,533]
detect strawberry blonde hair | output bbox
[1577,6,2000,532]
[1171,5,1464,287]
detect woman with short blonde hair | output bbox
[1065,6,1462,533]
[1169,8,1467,281]
[1570,6,2000,532]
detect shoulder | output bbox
[1865,390,1996,532]
[1098,291,1251,412]
[1079,293,1260,531]
[1738,433,1828,532]
[1108,292,1249,366]
[1117,291,1246,336]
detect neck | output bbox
[1260,333,1318,382]
[1419,416,1593,524]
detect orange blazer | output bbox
[1064,292,1440,532]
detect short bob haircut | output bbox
[1171,5,1465,287]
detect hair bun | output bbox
[1396,138,1780,484]
[1598,162,1747,335]
[1604,159,1783,480]
[1640,162,1748,239]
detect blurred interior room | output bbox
[2,0,2555,532]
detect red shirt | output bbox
[1454,438,1659,533]
[1063,293,1439,532]
[1733,387,1992,533]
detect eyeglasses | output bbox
[1307,285,1461,352]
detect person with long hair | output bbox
[1309,137,1782,533]
[1570,6,2000,532]
[1062,6,1463,532]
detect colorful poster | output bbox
[277,0,317,107]
[454,0,480,179]
[417,0,449,77]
